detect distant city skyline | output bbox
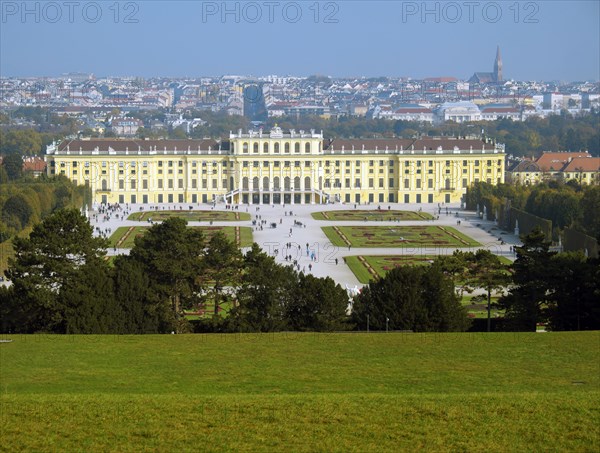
[1,1,599,81]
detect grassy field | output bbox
[312,209,433,221]
[1,332,598,452]
[345,254,511,284]
[108,226,253,248]
[323,225,481,249]
[127,210,250,222]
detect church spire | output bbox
[494,46,503,82]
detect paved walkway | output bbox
[89,202,522,290]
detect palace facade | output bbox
[45,127,506,205]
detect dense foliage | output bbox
[498,228,600,331]
[1,212,351,334]
[262,110,600,157]
[351,265,470,332]
[466,181,600,241]
[4,107,598,157]
[1,211,598,333]
[0,176,89,243]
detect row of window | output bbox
[57,158,503,169]
[106,179,226,191]
[109,192,459,205]
[239,142,316,154]
[110,194,232,205]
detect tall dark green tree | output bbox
[498,228,556,331]
[4,208,113,333]
[128,217,205,332]
[578,186,600,241]
[352,265,469,332]
[112,255,170,333]
[200,231,243,316]
[230,244,296,332]
[286,274,350,332]
[546,253,600,331]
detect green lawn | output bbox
[127,210,250,222]
[323,225,480,248]
[346,254,511,284]
[1,332,598,451]
[312,209,433,221]
[108,226,253,248]
[345,255,439,283]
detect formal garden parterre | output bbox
[345,254,512,283]
[322,225,481,248]
[127,210,251,222]
[312,209,433,221]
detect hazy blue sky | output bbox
[1,1,598,81]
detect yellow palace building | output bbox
[45,126,505,206]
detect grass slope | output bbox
[1,332,598,452]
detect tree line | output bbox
[3,210,596,334]
[497,229,599,331]
[0,176,89,244]
[3,107,599,158]
[0,210,472,334]
[261,110,600,157]
[0,211,352,334]
[466,181,600,242]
